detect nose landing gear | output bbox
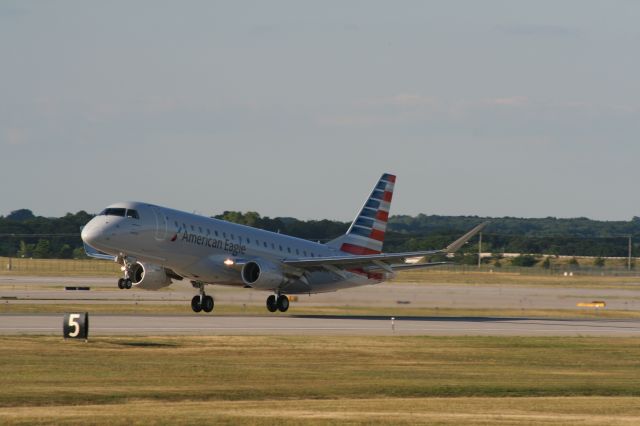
[116,255,135,290]
[266,294,289,313]
[117,278,132,289]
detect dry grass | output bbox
[0,335,639,424]
[0,257,119,276]
[2,302,640,319]
[396,270,640,290]
[3,335,640,402]
[2,397,640,425]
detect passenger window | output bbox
[199,226,203,233]
[190,225,194,231]
[279,245,283,251]
[183,223,187,231]
[231,234,234,240]
[296,249,300,255]
[271,243,275,249]
[215,230,219,237]
[223,232,227,239]
[311,253,315,257]
[207,229,211,235]
[287,247,291,253]
[264,242,268,248]
[174,221,179,227]
[304,250,307,256]
[246,237,250,243]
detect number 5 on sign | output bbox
[63,312,89,340]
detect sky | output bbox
[1,1,639,221]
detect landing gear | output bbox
[116,255,135,290]
[277,295,289,312]
[266,294,289,313]
[202,295,214,313]
[266,295,277,312]
[118,278,132,289]
[191,295,203,313]
[191,282,214,313]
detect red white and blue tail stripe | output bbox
[330,173,395,255]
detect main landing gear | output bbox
[191,282,214,313]
[266,294,289,313]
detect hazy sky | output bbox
[1,1,639,221]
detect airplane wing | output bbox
[282,221,488,271]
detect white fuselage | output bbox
[81,201,388,294]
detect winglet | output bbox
[444,221,489,253]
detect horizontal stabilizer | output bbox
[444,221,489,253]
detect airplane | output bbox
[81,173,486,313]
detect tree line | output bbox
[0,209,638,260]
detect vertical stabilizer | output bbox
[328,173,396,255]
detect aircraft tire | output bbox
[202,295,214,313]
[117,278,125,289]
[124,279,132,289]
[266,295,278,312]
[277,295,289,312]
[191,295,202,313]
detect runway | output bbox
[2,313,640,336]
[2,275,640,336]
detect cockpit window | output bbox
[126,209,139,219]
[99,208,126,217]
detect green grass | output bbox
[1,335,640,425]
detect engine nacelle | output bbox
[241,260,286,290]
[130,262,172,290]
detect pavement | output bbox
[1,275,640,337]
[2,313,640,336]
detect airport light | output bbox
[478,232,482,268]
[628,235,632,271]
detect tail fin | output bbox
[328,173,396,255]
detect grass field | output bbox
[397,270,640,289]
[1,335,639,424]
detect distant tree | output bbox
[7,209,35,222]
[494,259,502,268]
[511,255,538,267]
[58,244,73,259]
[568,257,580,267]
[72,247,88,259]
[460,253,478,265]
[594,256,605,268]
[32,239,51,259]
[17,240,33,258]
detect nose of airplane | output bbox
[81,219,101,247]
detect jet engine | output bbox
[130,262,172,290]
[241,260,286,290]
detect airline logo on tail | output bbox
[340,173,395,255]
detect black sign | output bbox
[63,312,89,340]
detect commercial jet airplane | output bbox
[81,173,486,313]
